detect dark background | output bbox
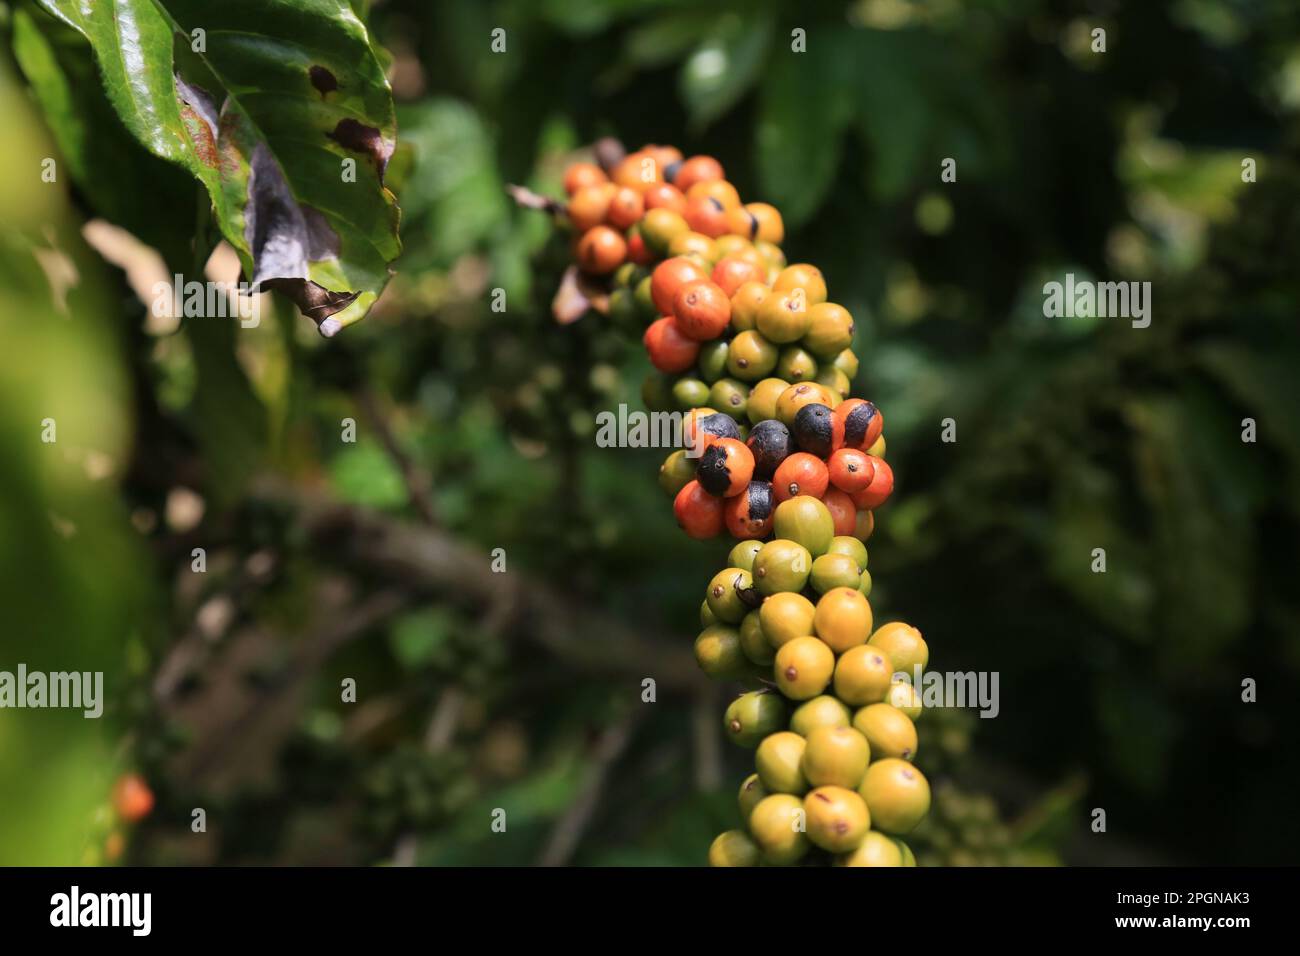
[2,0,1298,865]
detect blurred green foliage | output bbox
[3,0,1299,865]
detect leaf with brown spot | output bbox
[35,0,401,335]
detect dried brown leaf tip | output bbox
[551,265,609,325]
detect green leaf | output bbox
[11,8,197,266]
[34,0,401,334]
[679,12,773,131]
[756,33,856,227]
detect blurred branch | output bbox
[269,482,706,691]
[537,710,642,867]
[691,685,723,792]
[356,386,440,526]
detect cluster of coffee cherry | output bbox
[540,143,930,865]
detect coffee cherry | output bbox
[673,279,731,340]
[729,539,765,573]
[673,479,724,539]
[853,703,918,761]
[746,378,789,425]
[804,786,870,853]
[685,195,730,238]
[706,566,755,623]
[850,456,894,510]
[887,679,923,720]
[752,538,812,595]
[835,831,904,867]
[835,398,883,451]
[640,207,690,255]
[643,316,699,373]
[803,302,855,359]
[802,725,871,789]
[826,535,868,571]
[813,586,873,653]
[776,382,836,428]
[708,829,761,867]
[672,155,725,192]
[709,378,749,420]
[772,452,829,502]
[724,480,776,539]
[738,772,770,821]
[828,447,875,493]
[813,365,851,399]
[790,695,852,736]
[694,623,748,679]
[833,348,859,379]
[605,186,644,229]
[650,256,709,314]
[700,600,718,627]
[726,330,779,381]
[759,591,816,648]
[711,255,765,296]
[756,290,810,344]
[810,553,861,594]
[725,690,787,747]
[642,181,687,214]
[746,419,793,480]
[749,793,811,865]
[113,773,154,823]
[773,494,834,557]
[683,409,742,453]
[774,635,835,700]
[821,488,858,536]
[833,645,895,705]
[740,609,775,665]
[745,202,785,244]
[612,152,661,192]
[576,225,627,274]
[667,229,717,263]
[568,182,615,232]
[642,143,684,169]
[755,731,809,793]
[658,449,696,497]
[729,280,769,332]
[792,402,840,457]
[563,161,607,195]
[775,345,819,384]
[697,437,754,497]
[853,508,875,542]
[859,759,930,834]
[697,340,730,383]
[869,622,929,675]
[773,263,828,304]
[671,376,710,410]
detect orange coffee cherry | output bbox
[687,179,741,210]
[643,315,701,373]
[568,182,616,232]
[113,773,155,824]
[651,256,710,315]
[822,488,857,536]
[606,186,645,229]
[674,479,725,539]
[576,225,627,274]
[712,256,765,297]
[563,161,608,196]
[643,182,688,214]
[685,195,731,238]
[674,280,732,341]
[828,448,876,494]
[772,452,830,503]
[672,155,725,191]
[850,457,894,510]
